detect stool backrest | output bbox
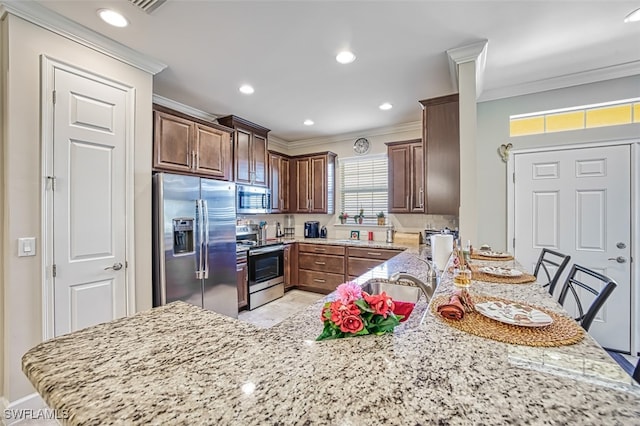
[557,264,617,331]
[533,248,571,295]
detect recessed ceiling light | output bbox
[239,84,255,95]
[379,103,393,110]
[336,51,356,64]
[303,119,314,126]
[624,7,640,22]
[97,9,128,28]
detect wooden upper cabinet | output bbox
[153,105,233,180]
[217,115,270,187]
[153,111,193,173]
[194,124,232,179]
[387,139,424,213]
[269,151,290,213]
[290,152,336,214]
[419,94,460,215]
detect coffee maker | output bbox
[304,221,320,238]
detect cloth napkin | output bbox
[392,301,415,322]
[437,294,465,320]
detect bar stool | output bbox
[533,248,571,296]
[634,358,640,384]
[557,264,617,332]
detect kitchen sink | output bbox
[335,239,368,244]
[360,280,423,303]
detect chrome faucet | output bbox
[389,272,436,301]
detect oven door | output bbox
[248,245,284,292]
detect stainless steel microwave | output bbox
[237,185,272,214]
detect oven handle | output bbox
[249,245,285,256]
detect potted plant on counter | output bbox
[377,211,385,226]
[354,208,364,224]
[338,212,348,224]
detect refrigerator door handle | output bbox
[202,199,210,279]
[195,199,205,279]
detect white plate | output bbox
[475,301,553,327]
[478,251,511,258]
[479,266,523,277]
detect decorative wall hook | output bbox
[498,143,513,163]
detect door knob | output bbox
[104,262,123,271]
[607,256,626,264]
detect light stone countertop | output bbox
[22,248,640,425]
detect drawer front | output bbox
[299,253,344,274]
[298,243,345,256]
[347,247,401,260]
[298,269,344,292]
[347,257,384,277]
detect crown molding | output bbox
[479,60,640,103]
[0,0,166,75]
[152,95,219,122]
[446,40,488,98]
[287,121,422,149]
[267,136,289,153]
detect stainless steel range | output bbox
[236,225,285,309]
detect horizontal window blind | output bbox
[339,155,388,224]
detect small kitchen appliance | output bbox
[320,226,327,238]
[304,221,320,238]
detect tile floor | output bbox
[238,289,324,328]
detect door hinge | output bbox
[52,264,57,277]
[512,238,515,248]
[125,260,128,269]
[52,90,56,104]
[512,172,515,183]
[46,176,57,191]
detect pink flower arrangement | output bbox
[316,281,404,341]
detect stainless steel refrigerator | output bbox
[153,173,238,318]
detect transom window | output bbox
[339,155,388,224]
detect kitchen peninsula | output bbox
[22,249,640,425]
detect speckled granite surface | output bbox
[23,249,640,425]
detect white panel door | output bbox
[514,145,631,351]
[53,67,128,336]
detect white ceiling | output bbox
[31,0,640,142]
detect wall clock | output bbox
[353,137,370,155]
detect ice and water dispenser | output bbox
[172,218,194,255]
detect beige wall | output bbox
[0,15,153,402]
[264,124,456,242]
[476,75,640,251]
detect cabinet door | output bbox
[281,157,290,212]
[194,124,232,180]
[410,142,425,212]
[423,97,459,215]
[293,158,310,212]
[252,134,268,186]
[309,156,327,213]
[283,245,293,289]
[234,129,252,184]
[237,261,248,309]
[388,144,411,212]
[269,153,281,211]
[153,111,193,172]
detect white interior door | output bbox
[514,144,631,351]
[53,67,128,336]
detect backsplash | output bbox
[237,213,457,242]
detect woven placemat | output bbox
[470,252,514,261]
[431,294,584,347]
[469,264,536,284]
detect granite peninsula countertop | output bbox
[22,250,640,425]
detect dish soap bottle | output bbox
[386,226,394,243]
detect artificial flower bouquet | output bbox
[316,281,412,341]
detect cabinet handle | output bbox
[315,261,326,265]
[406,195,409,209]
[419,188,424,208]
[367,252,382,256]
[191,151,196,169]
[314,248,326,252]
[196,152,199,169]
[313,278,326,283]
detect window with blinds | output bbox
[339,155,388,224]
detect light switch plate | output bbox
[18,237,36,257]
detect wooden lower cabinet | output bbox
[284,244,297,290]
[237,254,248,309]
[297,243,345,293]
[347,247,403,280]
